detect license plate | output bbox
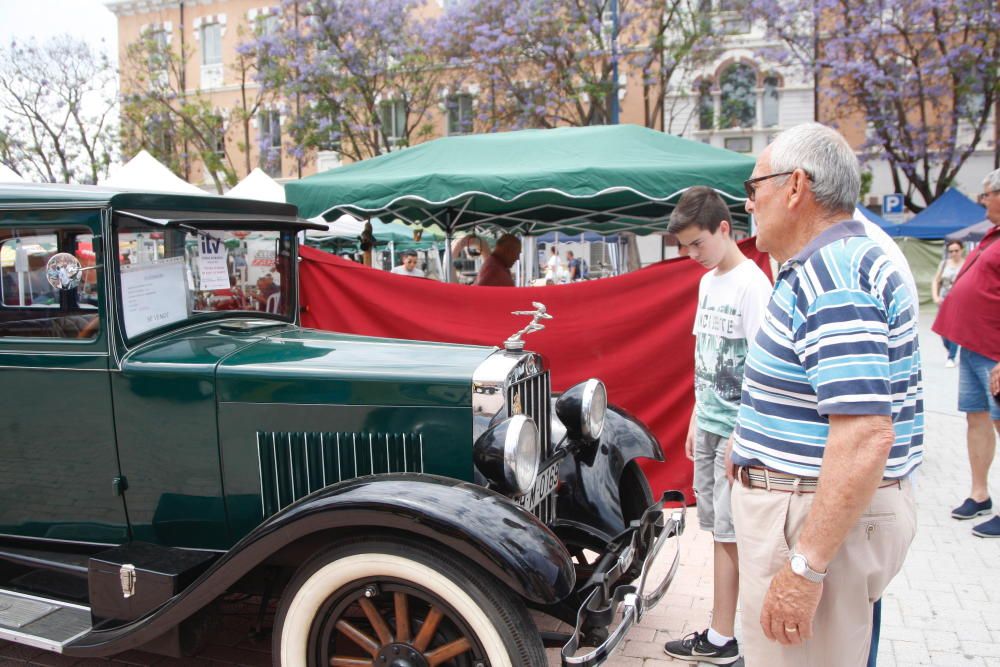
[518,463,559,511]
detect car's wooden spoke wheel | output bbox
[313,581,485,667]
[273,539,547,667]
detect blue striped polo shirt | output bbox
[731,220,924,479]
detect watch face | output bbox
[790,554,807,575]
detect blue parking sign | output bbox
[883,194,904,215]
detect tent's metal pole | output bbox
[521,235,536,285]
[444,207,454,283]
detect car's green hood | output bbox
[216,327,495,407]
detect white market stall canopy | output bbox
[225,168,285,203]
[101,150,206,195]
[306,213,367,241]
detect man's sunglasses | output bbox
[743,170,810,201]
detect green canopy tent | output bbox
[285,124,756,279]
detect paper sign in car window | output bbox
[197,235,232,291]
[120,256,188,338]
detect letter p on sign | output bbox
[883,194,904,216]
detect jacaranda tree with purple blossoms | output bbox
[0,36,117,184]
[438,0,715,131]
[249,0,445,163]
[751,0,999,212]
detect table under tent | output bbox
[286,125,756,283]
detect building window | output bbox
[447,94,474,135]
[259,110,281,176]
[210,115,226,157]
[721,15,751,34]
[317,113,342,152]
[719,63,756,129]
[724,137,753,153]
[259,12,280,36]
[762,76,779,128]
[697,80,714,131]
[378,100,406,144]
[145,114,175,158]
[145,27,170,87]
[261,110,281,148]
[201,23,222,66]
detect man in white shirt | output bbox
[391,250,425,278]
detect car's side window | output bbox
[0,227,99,340]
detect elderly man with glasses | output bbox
[933,168,1000,538]
[729,122,922,666]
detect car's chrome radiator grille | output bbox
[532,490,557,525]
[256,431,424,518]
[506,370,552,459]
[506,370,556,525]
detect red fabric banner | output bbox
[299,240,771,501]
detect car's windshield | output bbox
[115,216,294,340]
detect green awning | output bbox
[285,125,755,236]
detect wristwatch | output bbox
[789,552,827,583]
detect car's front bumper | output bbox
[560,490,686,667]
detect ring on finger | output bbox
[784,626,798,633]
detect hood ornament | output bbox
[505,302,553,351]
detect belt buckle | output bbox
[737,466,751,489]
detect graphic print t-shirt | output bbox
[693,260,772,437]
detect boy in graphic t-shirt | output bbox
[662,186,772,665]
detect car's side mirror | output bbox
[45,252,91,291]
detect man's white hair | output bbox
[983,168,1000,193]
[768,122,861,213]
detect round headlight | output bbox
[505,415,540,495]
[581,378,607,440]
[555,378,608,442]
[473,415,540,496]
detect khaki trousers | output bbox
[731,479,916,667]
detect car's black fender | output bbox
[65,474,576,657]
[554,404,664,545]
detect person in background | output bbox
[475,234,521,287]
[544,245,561,282]
[933,168,1000,537]
[931,240,965,367]
[253,273,280,311]
[567,250,581,281]
[391,249,425,278]
[731,122,921,666]
[662,186,771,665]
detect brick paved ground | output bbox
[3,308,997,666]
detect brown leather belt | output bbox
[736,466,903,494]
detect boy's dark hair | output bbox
[401,249,418,258]
[667,186,731,235]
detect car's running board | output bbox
[0,589,91,653]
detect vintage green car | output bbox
[0,183,684,667]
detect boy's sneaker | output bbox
[663,629,740,664]
[951,497,992,520]
[972,515,1000,538]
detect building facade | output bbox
[107,0,811,191]
[107,0,993,211]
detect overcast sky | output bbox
[0,0,118,62]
